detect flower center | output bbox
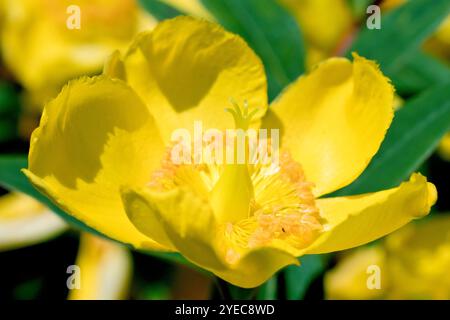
[148,101,323,264]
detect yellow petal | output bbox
[68,233,132,300]
[306,173,436,254]
[214,247,299,288]
[123,16,268,142]
[103,50,126,80]
[122,186,226,270]
[265,55,394,196]
[0,193,67,251]
[122,186,299,288]
[23,76,167,250]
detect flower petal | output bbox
[23,76,167,250]
[0,193,67,251]
[122,186,299,288]
[306,173,437,254]
[265,54,394,196]
[68,233,132,300]
[121,186,226,271]
[123,16,268,142]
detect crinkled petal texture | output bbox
[264,54,394,196]
[121,16,268,141]
[23,76,167,250]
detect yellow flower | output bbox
[325,215,450,299]
[23,17,436,288]
[279,0,354,68]
[0,0,156,111]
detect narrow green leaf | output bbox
[138,0,182,21]
[0,81,19,142]
[390,52,450,96]
[349,0,450,77]
[0,119,17,142]
[201,0,305,100]
[285,255,326,300]
[336,83,450,196]
[0,155,191,266]
[256,276,278,300]
[347,0,374,20]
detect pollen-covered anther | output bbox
[221,149,324,262]
[248,211,322,249]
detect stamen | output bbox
[222,150,323,262]
[147,102,323,265]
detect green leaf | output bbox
[0,119,17,142]
[349,0,450,82]
[390,52,450,96]
[201,0,305,101]
[0,81,20,142]
[285,255,326,300]
[13,278,44,300]
[347,0,374,21]
[336,83,450,196]
[0,155,191,266]
[256,276,277,300]
[0,81,19,115]
[138,0,182,21]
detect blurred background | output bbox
[0,0,449,300]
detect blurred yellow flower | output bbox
[23,17,436,288]
[0,192,66,251]
[0,192,132,299]
[438,132,450,161]
[0,0,156,111]
[325,215,450,299]
[279,0,354,68]
[68,233,132,300]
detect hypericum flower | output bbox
[23,17,436,287]
[325,215,450,300]
[0,0,155,111]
